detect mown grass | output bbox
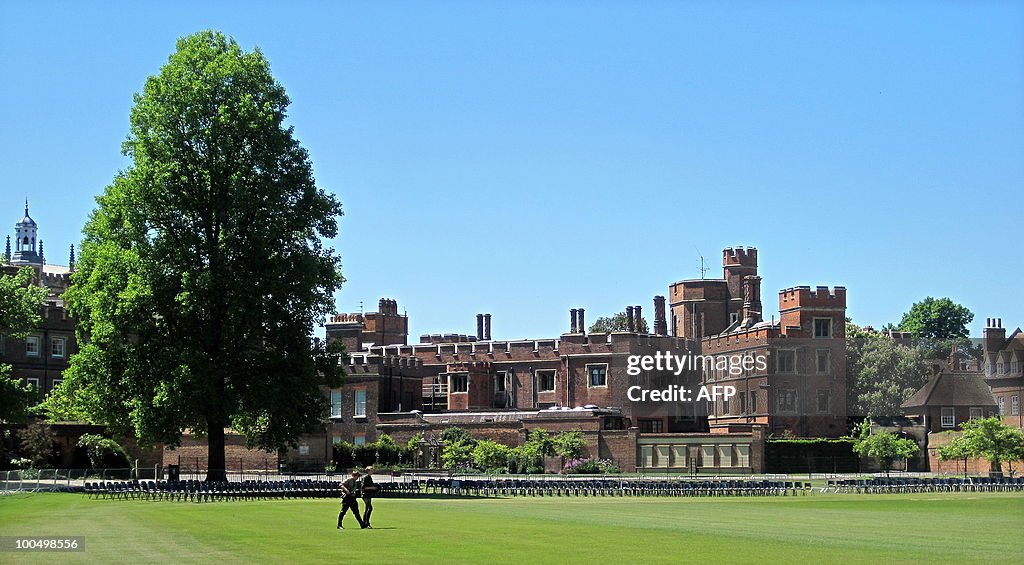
[0,492,1021,564]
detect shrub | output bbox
[471,440,509,473]
[553,429,586,459]
[332,441,354,469]
[442,439,475,470]
[76,434,130,469]
[563,457,620,474]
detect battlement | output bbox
[328,313,364,325]
[723,246,757,267]
[378,298,399,316]
[419,333,478,344]
[779,286,847,309]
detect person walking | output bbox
[338,469,365,530]
[361,465,379,528]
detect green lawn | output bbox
[0,492,1021,564]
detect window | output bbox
[738,392,746,414]
[354,435,366,446]
[587,364,607,387]
[777,389,797,414]
[998,397,1006,415]
[776,350,796,373]
[718,445,733,467]
[298,444,310,455]
[814,318,832,338]
[450,373,468,393]
[354,390,366,418]
[969,407,984,420]
[52,379,62,390]
[26,377,39,390]
[332,435,342,445]
[701,445,715,467]
[25,336,40,357]
[817,389,831,414]
[730,312,739,325]
[816,349,830,374]
[750,391,757,413]
[494,371,506,392]
[330,390,342,418]
[538,369,556,392]
[639,419,663,433]
[998,362,1005,374]
[1013,396,1020,416]
[736,445,750,467]
[940,407,955,428]
[722,396,730,415]
[51,337,66,358]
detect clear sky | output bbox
[2,1,1021,341]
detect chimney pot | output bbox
[626,306,635,333]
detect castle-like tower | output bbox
[9,200,43,265]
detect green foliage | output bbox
[851,421,919,474]
[42,31,346,475]
[441,426,474,445]
[76,433,130,469]
[374,434,401,466]
[898,297,974,339]
[937,417,1024,474]
[19,422,57,468]
[353,442,377,467]
[589,311,649,333]
[846,322,929,419]
[441,439,476,471]
[507,443,544,474]
[471,439,510,473]
[332,441,354,470]
[552,429,586,459]
[0,267,49,423]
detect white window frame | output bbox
[1012,396,1020,416]
[940,407,955,428]
[969,407,983,420]
[777,389,797,414]
[330,390,342,418]
[51,378,62,391]
[537,369,556,392]
[26,377,40,390]
[998,397,1006,415]
[587,364,608,388]
[25,335,40,357]
[354,390,367,418]
[51,336,66,358]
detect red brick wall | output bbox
[163,430,278,472]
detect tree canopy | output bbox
[898,297,974,339]
[0,266,49,422]
[589,310,648,333]
[846,322,929,420]
[937,417,1024,475]
[851,421,919,475]
[43,31,345,480]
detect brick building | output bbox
[2,202,77,394]
[983,318,1024,429]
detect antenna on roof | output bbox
[694,246,709,279]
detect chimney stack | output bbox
[484,313,492,341]
[570,309,579,333]
[653,295,667,336]
[634,305,642,333]
[476,314,484,340]
[626,306,635,332]
[578,308,585,334]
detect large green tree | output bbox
[0,266,49,422]
[44,31,345,481]
[589,310,649,333]
[851,421,919,475]
[846,322,929,420]
[898,297,974,339]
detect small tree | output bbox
[471,440,509,473]
[898,297,973,339]
[851,421,918,475]
[553,429,587,460]
[76,434,130,469]
[938,417,1024,476]
[442,440,475,471]
[332,440,354,470]
[19,423,58,468]
[0,266,49,423]
[589,311,648,333]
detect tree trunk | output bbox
[206,424,227,482]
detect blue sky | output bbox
[2,1,1021,340]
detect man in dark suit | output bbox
[361,465,379,528]
[338,470,365,530]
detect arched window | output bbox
[21,236,30,251]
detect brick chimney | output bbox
[653,296,668,336]
[476,314,484,340]
[484,313,492,341]
[570,309,579,333]
[626,306,635,332]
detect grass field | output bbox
[0,492,1021,564]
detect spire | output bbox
[25,198,29,217]
[69,244,76,271]
[4,235,9,262]
[38,240,44,262]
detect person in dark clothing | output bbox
[338,470,365,530]
[361,465,379,528]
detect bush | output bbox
[471,440,509,473]
[19,423,57,468]
[442,439,475,471]
[375,434,401,466]
[332,441,354,470]
[353,442,377,467]
[562,457,620,474]
[553,429,586,459]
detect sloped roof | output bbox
[902,371,996,409]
